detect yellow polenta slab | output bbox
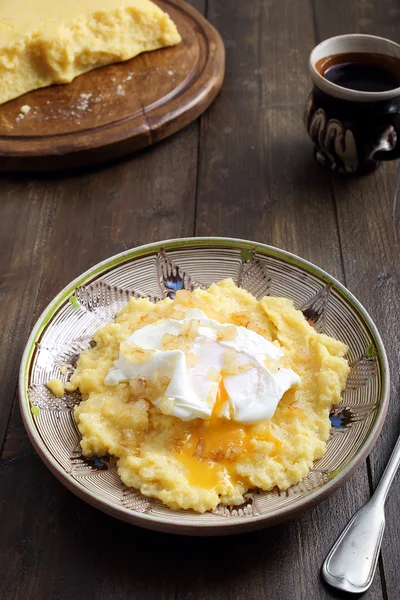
[0,0,181,105]
[68,280,350,514]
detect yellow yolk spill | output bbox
[212,378,230,419]
[175,379,284,491]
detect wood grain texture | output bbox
[0,0,398,599]
[0,180,57,453]
[195,0,383,598]
[0,83,201,600]
[0,0,224,172]
[313,2,400,597]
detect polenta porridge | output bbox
[62,279,349,513]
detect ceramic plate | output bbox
[19,238,390,535]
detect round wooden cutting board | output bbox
[0,0,225,172]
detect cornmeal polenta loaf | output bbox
[0,0,181,105]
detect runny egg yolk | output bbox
[212,378,230,419]
[175,379,284,492]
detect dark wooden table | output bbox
[1,1,399,598]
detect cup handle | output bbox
[372,113,400,161]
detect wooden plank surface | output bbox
[0,122,201,600]
[195,1,383,599]
[312,2,400,598]
[0,1,399,599]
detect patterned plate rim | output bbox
[18,237,390,534]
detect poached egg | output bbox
[105,309,300,423]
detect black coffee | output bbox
[316,52,400,92]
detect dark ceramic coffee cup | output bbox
[304,34,400,175]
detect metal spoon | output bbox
[322,434,400,593]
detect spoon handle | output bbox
[322,434,400,593]
[322,501,385,593]
[373,434,400,505]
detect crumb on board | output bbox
[15,84,121,125]
[16,104,32,121]
[46,378,64,398]
[76,92,93,111]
